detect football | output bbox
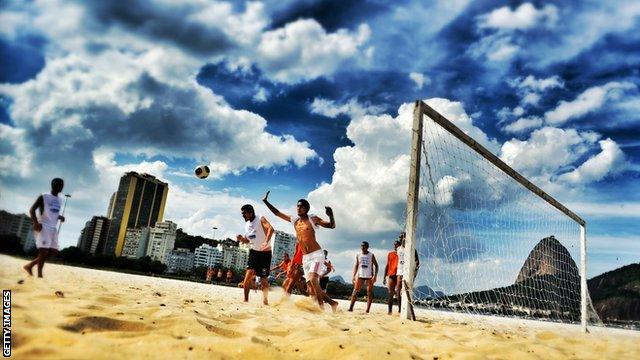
[195,165,210,179]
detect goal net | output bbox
[403,101,601,330]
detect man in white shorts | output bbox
[349,241,379,313]
[23,178,66,278]
[262,191,338,311]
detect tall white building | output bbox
[146,220,177,263]
[193,243,223,268]
[270,230,296,270]
[222,244,249,270]
[0,210,36,252]
[166,248,195,273]
[121,227,150,259]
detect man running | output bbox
[23,178,66,278]
[319,250,334,294]
[263,191,338,311]
[270,252,291,280]
[236,204,274,305]
[283,243,304,294]
[383,240,401,314]
[349,241,379,313]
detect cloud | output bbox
[409,72,430,90]
[499,126,628,190]
[558,139,627,184]
[467,33,519,62]
[309,97,384,119]
[306,98,497,251]
[502,116,543,134]
[478,3,559,30]
[544,81,637,125]
[256,19,371,83]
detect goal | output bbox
[400,100,600,331]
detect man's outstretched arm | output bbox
[262,191,291,222]
[312,206,336,229]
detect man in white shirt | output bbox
[236,204,274,305]
[23,178,66,278]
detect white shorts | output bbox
[36,227,59,250]
[302,249,326,279]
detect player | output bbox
[319,250,334,294]
[348,241,379,313]
[263,191,338,311]
[23,178,66,278]
[236,204,274,305]
[383,240,401,314]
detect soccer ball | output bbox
[195,165,210,179]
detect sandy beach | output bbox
[1,255,638,359]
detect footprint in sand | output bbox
[196,318,243,338]
[95,296,122,305]
[256,327,290,338]
[59,316,148,333]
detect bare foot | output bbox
[263,299,269,306]
[23,265,33,276]
[331,302,339,313]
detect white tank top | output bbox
[245,215,270,251]
[356,252,374,278]
[396,247,405,276]
[39,193,62,230]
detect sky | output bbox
[0,0,639,289]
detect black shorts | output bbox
[247,249,272,277]
[320,277,329,290]
[388,275,397,281]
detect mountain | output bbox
[588,263,640,326]
[329,275,346,284]
[515,236,580,284]
[414,285,445,300]
[417,236,583,321]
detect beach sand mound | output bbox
[1,254,638,359]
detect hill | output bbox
[588,263,640,326]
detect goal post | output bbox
[403,100,594,332]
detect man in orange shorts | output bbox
[383,240,402,314]
[271,252,291,280]
[283,243,303,294]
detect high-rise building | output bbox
[146,220,177,263]
[222,243,249,270]
[106,192,116,219]
[103,172,168,256]
[0,210,36,253]
[77,216,110,255]
[194,243,223,268]
[270,230,296,270]
[121,227,150,259]
[166,248,195,273]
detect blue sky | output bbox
[0,0,638,286]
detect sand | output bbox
[1,254,638,359]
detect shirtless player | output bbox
[263,191,338,311]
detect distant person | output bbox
[270,252,291,280]
[236,204,274,305]
[395,232,420,313]
[226,269,233,283]
[349,241,379,313]
[217,269,224,282]
[263,191,338,311]
[383,239,402,314]
[206,267,214,283]
[23,178,66,278]
[319,250,334,294]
